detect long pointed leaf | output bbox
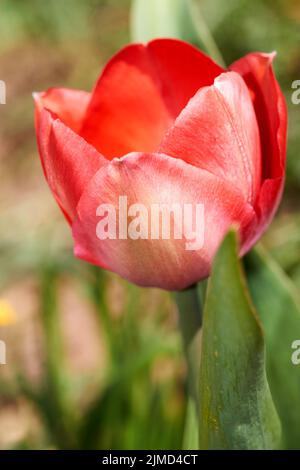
[199,232,281,450]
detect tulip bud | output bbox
[34,39,287,290]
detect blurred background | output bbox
[0,0,299,449]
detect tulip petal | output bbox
[72,152,255,290]
[80,59,173,159]
[159,72,261,204]
[243,177,283,253]
[230,52,287,180]
[230,52,287,235]
[34,88,91,133]
[80,39,224,159]
[36,109,107,222]
[146,39,224,115]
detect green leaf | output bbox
[199,231,281,450]
[130,0,198,43]
[245,246,300,450]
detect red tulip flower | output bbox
[34,39,287,290]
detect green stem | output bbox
[174,283,203,448]
[89,266,116,364]
[40,266,78,448]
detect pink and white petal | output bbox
[230,52,287,238]
[34,88,91,133]
[159,72,261,204]
[37,109,107,223]
[242,177,284,255]
[72,152,255,290]
[230,52,287,181]
[79,39,224,158]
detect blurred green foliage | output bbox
[0,0,299,449]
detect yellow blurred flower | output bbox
[0,299,16,326]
